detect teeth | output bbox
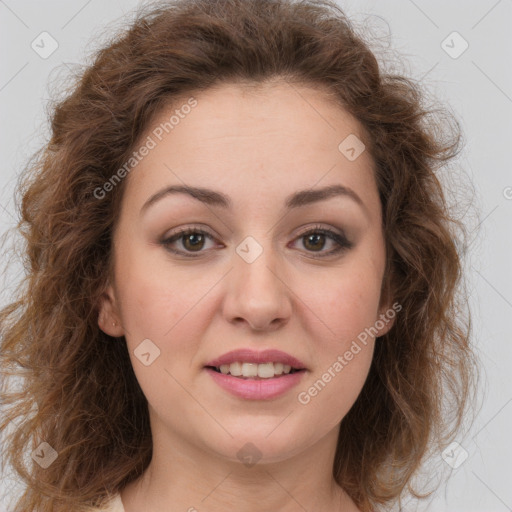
[229,361,242,376]
[217,362,296,378]
[241,362,258,378]
[257,362,274,378]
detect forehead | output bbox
[123,81,379,217]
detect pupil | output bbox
[305,233,324,251]
[185,233,204,251]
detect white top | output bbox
[87,493,125,512]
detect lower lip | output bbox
[204,368,307,400]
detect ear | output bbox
[374,301,398,338]
[97,284,124,337]
[374,271,399,338]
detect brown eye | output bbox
[182,232,206,251]
[302,232,327,252]
[161,225,353,259]
[293,226,353,257]
[161,228,215,256]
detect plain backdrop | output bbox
[0,1,511,511]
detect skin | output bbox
[98,80,395,512]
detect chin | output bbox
[202,428,312,465]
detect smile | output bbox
[208,361,302,379]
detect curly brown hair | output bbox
[0,0,479,511]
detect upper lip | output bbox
[205,349,307,370]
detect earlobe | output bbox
[376,308,395,337]
[375,300,400,338]
[97,285,124,337]
[376,271,397,337]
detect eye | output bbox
[161,227,217,256]
[160,224,353,258]
[291,224,353,257]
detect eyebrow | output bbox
[140,183,367,216]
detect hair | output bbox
[0,0,480,511]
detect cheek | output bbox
[305,263,384,347]
[294,287,379,429]
[114,243,208,341]
[113,257,210,406]
[292,262,382,424]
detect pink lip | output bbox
[204,348,307,369]
[204,367,307,400]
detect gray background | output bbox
[1,0,511,511]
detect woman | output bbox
[0,0,479,511]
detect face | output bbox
[98,81,394,465]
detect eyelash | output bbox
[160,224,353,259]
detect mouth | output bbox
[204,362,307,400]
[205,362,306,380]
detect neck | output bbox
[120,419,360,512]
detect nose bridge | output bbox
[224,234,292,331]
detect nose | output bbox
[222,245,293,332]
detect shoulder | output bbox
[84,493,124,512]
